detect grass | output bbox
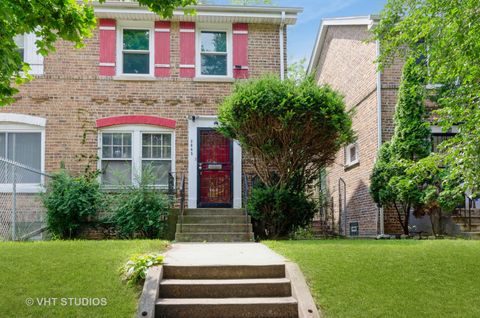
[0,240,168,318]
[265,240,480,318]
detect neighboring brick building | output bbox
[0,2,301,236]
[308,16,407,237]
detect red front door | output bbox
[198,129,232,208]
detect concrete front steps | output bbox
[453,214,480,239]
[155,264,299,318]
[175,208,254,242]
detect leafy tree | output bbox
[219,75,353,191]
[374,0,480,199]
[287,57,307,82]
[370,57,431,235]
[407,154,464,236]
[1,0,196,106]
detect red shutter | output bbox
[99,19,116,76]
[154,21,171,77]
[233,23,249,79]
[179,22,196,78]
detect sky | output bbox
[209,0,387,65]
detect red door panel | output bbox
[198,129,232,207]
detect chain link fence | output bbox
[0,157,51,241]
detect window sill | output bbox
[193,77,235,83]
[113,75,156,81]
[344,161,360,171]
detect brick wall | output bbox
[314,25,380,237]
[0,22,286,217]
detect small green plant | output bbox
[112,165,171,238]
[42,170,103,239]
[290,225,316,240]
[120,253,164,286]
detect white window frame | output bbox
[195,23,233,79]
[345,143,359,167]
[116,21,154,77]
[13,33,44,75]
[14,35,25,62]
[0,115,46,193]
[98,125,175,189]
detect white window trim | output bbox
[195,23,233,79]
[98,124,175,189]
[0,122,46,193]
[345,143,359,167]
[116,21,155,77]
[14,33,44,76]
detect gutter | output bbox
[375,39,384,235]
[280,11,286,80]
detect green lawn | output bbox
[0,240,168,318]
[265,240,480,318]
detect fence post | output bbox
[12,164,17,241]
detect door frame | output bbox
[187,116,242,209]
[196,127,233,208]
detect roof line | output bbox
[93,2,303,14]
[307,15,379,74]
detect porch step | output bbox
[184,208,245,216]
[159,278,292,298]
[155,297,298,318]
[163,265,286,279]
[176,223,252,233]
[182,215,251,224]
[175,232,254,242]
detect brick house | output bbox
[308,16,479,238]
[0,2,302,239]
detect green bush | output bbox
[112,167,170,239]
[119,253,164,286]
[42,170,102,239]
[248,185,316,239]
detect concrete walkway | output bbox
[164,242,286,266]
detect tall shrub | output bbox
[43,170,102,239]
[113,166,170,239]
[370,57,431,235]
[219,75,353,237]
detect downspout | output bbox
[279,11,285,80]
[375,39,384,235]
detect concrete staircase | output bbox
[175,208,254,242]
[155,264,298,318]
[453,209,480,239]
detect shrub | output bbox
[120,253,164,286]
[218,75,353,192]
[248,185,316,239]
[42,170,102,239]
[112,167,170,239]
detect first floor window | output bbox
[200,31,228,76]
[100,128,174,188]
[0,132,42,183]
[101,132,132,185]
[122,29,150,74]
[431,133,455,153]
[142,133,172,186]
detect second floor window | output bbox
[14,35,25,62]
[122,29,150,75]
[200,31,228,76]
